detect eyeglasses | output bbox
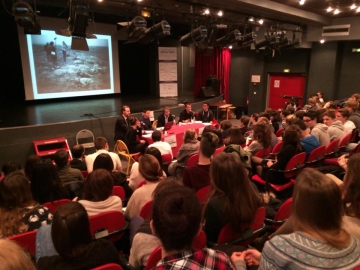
[303,119,312,123]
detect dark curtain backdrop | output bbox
[193,48,231,102]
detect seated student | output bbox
[148,130,173,159]
[239,115,250,135]
[54,150,84,184]
[197,102,214,122]
[244,122,272,156]
[139,108,152,130]
[0,172,53,238]
[179,102,194,123]
[291,119,320,158]
[167,129,200,176]
[78,169,122,216]
[37,202,121,269]
[157,107,174,127]
[220,120,232,139]
[150,184,236,269]
[224,127,246,147]
[303,110,330,147]
[236,168,360,269]
[197,125,214,141]
[0,239,36,270]
[69,144,87,171]
[336,108,356,134]
[183,132,219,192]
[24,154,41,180]
[125,154,164,220]
[125,116,147,154]
[1,161,21,176]
[203,153,262,244]
[322,110,345,141]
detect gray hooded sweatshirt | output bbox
[328,120,345,142]
[311,123,330,147]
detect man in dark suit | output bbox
[197,102,214,123]
[139,108,152,130]
[157,107,174,127]
[114,105,131,142]
[69,144,87,171]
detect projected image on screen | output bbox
[26,30,114,99]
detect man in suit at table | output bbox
[157,107,174,127]
[179,102,194,123]
[114,105,131,142]
[197,102,214,123]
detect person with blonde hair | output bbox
[0,239,35,270]
[167,129,199,176]
[233,168,360,269]
[125,154,164,219]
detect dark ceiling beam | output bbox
[234,0,331,26]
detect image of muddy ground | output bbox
[31,40,111,94]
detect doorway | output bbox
[267,73,306,110]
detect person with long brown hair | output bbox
[0,172,53,237]
[203,152,262,243]
[234,168,360,269]
[244,122,272,155]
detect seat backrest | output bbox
[217,207,266,246]
[145,246,162,270]
[338,132,352,148]
[89,210,126,243]
[213,145,226,156]
[271,141,283,155]
[275,128,284,137]
[139,200,153,220]
[76,129,95,145]
[161,153,172,163]
[7,230,37,257]
[81,170,89,179]
[43,199,71,213]
[306,145,326,163]
[254,147,271,158]
[114,140,129,154]
[92,263,123,270]
[192,230,207,250]
[195,185,210,204]
[112,186,125,200]
[273,197,293,231]
[284,152,306,178]
[186,153,199,167]
[325,138,340,155]
[350,128,359,142]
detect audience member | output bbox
[269,110,281,133]
[211,129,224,148]
[322,110,345,141]
[220,120,232,139]
[344,100,360,130]
[114,105,131,142]
[224,127,246,146]
[37,202,121,269]
[198,125,214,141]
[139,108,152,130]
[294,110,305,120]
[239,115,250,135]
[167,129,200,176]
[125,154,163,220]
[238,168,360,269]
[78,169,122,216]
[148,130,173,159]
[125,116,147,154]
[151,184,235,269]
[203,153,262,244]
[248,113,259,129]
[303,110,330,146]
[93,153,132,199]
[69,144,87,171]
[197,102,214,122]
[336,108,356,134]
[0,239,36,270]
[54,149,84,183]
[291,119,320,157]
[0,172,52,237]
[179,102,194,123]
[157,107,174,127]
[257,117,278,148]
[183,132,219,191]
[245,122,271,155]
[85,137,122,173]
[1,161,21,176]
[31,159,70,204]
[24,154,41,180]
[128,147,166,191]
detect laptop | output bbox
[164,121,174,131]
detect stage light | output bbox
[229,45,232,49]
[12,1,41,34]
[327,7,333,12]
[180,25,207,46]
[334,9,340,14]
[320,39,325,43]
[279,39,301,50]
[138,20,171,44]
[351,4,357,9]
[258,19,264,25]
[216,29,241,47]
[357,7,360,12]
[237,32,256,48]
[217,10,223,17]
[204,8,210,15]
[141,10,151,18]
[248,17,254,22]
[299,0,306,5]
[255,35,276,50]
[127,16,147,43]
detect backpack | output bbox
[223,144,252,172]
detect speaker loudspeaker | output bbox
[200,87,216,97]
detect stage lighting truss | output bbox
[127,16,148,42]
[180,25,208,46]
[138,20,171,44]
[216,29,241,47]
[236,32,256,48]
[12,1,41,34]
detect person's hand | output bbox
[231,252,246,262]
[140,140,146,144]
[183,119,189,123]
[243,249,261,266]
[267,160,274,167]
[337,154,348,168]
[72,197,78,202]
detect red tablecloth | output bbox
[141,123,207,158]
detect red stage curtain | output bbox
[193,48,231,102]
